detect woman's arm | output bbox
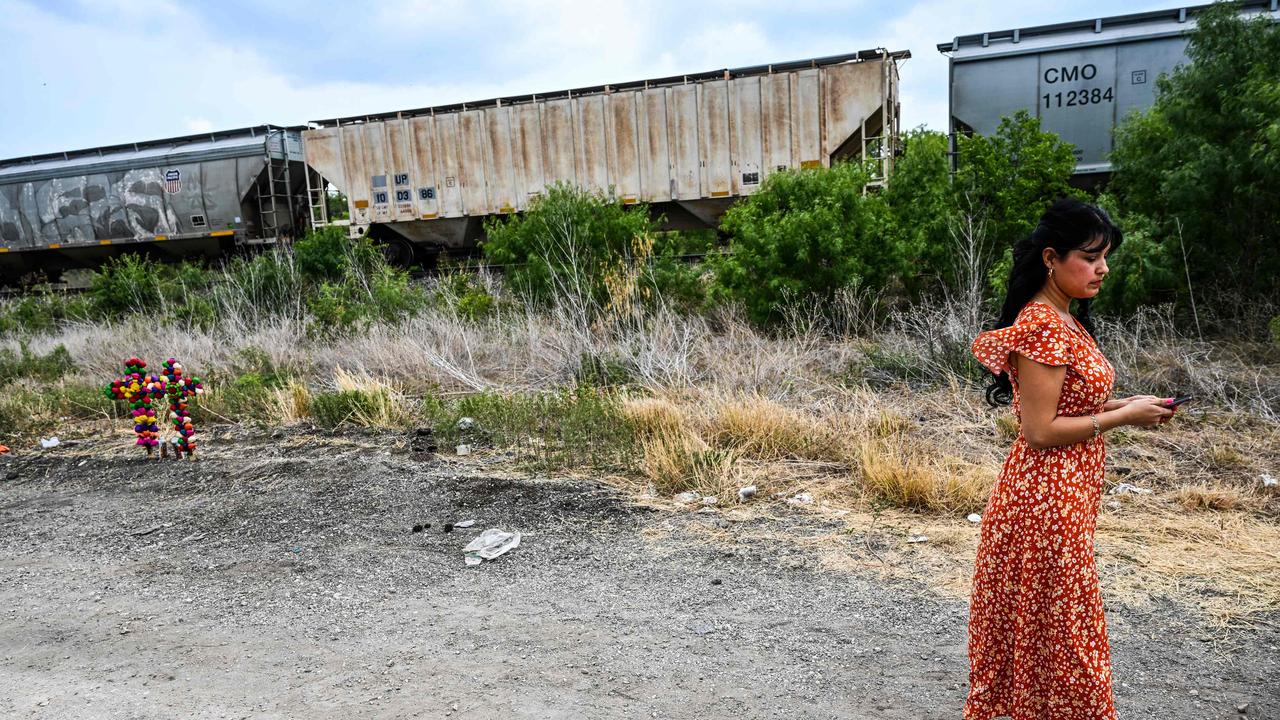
[1014,356,1172,449]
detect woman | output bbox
[966,199,1176,720]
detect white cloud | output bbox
[184,117,214,133]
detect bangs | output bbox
[1079,230,1113,255]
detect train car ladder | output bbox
[256,154,293,240]
[304,166,328,230]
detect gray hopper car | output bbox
[939,0,1279,179]
[0,126,308,286]
[301,48,908,262]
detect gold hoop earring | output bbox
[1048,267,1055,280]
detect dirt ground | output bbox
[0,426,1276,719]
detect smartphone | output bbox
[1164,395,1194,408]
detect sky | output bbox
[1,0,1172,159]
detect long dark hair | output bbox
[983,198,1123,406]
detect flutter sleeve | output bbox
[971,306,1073,375]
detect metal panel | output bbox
[434,114,465,217]
[339,126,371,225]
[731,76,763,196]
[607,92,641,202]
[385,120,416,222]
[408,116,441,219]
[951,55,1040,137]
[699,80,731,197]
[669,85,701,200]
[762,73,792,179]
[575,95,609,193]
[360,124,391,223]
[302,127,345,194]
[794,69,822,168]
[0,130,275,185]
[541,99,577,190]
[639,88,672,202]
[1115,36,1188,121]
[486,106,519,212]
[120,167,178,238]
[824,62,884,158]
[1036,46,1118,167]
[165,162,205,235]
[512,103,546,205]
[457,110,489,215]
[201,159,239,230]
[298,52,905,238]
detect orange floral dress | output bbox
[966,301,1118,720]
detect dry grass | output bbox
[268,381,312,425]
[621,396,688,441]
[1172,483,1251,511]
[707,395,839,462]
[4,286,1277,626]
[323,368,410,429]
[638,432,740,497]
[856,437,992,514]
[1096,506,1280,628]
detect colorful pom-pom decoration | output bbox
[105,357,203,460]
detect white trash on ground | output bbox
[967,513,982,524]
[787,492,814,506]
[674,491,701,504]
[456,444,471,456]
[454,519,476,529]
[1108,482,1152,495]
[907,534,930,544]
[701,496,718,506]
[456,417,475,431]
[40,437,61,449]
[1261,473,1277,489]
[463,529,521,566]
[738,485,757,502]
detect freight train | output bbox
[2,0,1275,287]
[0,49,905,286]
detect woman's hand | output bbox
[1103,394,1159,411]
[1119,397,1176,428]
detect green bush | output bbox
[294,225,379,283]
[193,347,294,423]
[56,383,118,419]
[311,388,395,429]
[431,272,497,321]
[0,291,94,336]
[306,264,426,337]
[482,183,658,310]
[1111,3,1280,318]
[952,111,1080,256]
[0,343,74,385]
[88,254,159,316]
[711,162,902,324]
[1087,201,1179,316]
[881,129,953,291]
[215,250,302,316]
[421,386,635,471]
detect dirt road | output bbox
[1,427,1275,719]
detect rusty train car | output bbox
[301,49,907,263]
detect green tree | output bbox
[953,110,1080,256]
[880,119,1077,298]
[1111,2,1280,322]
[711,161,900,324]
[881,129,954,290]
